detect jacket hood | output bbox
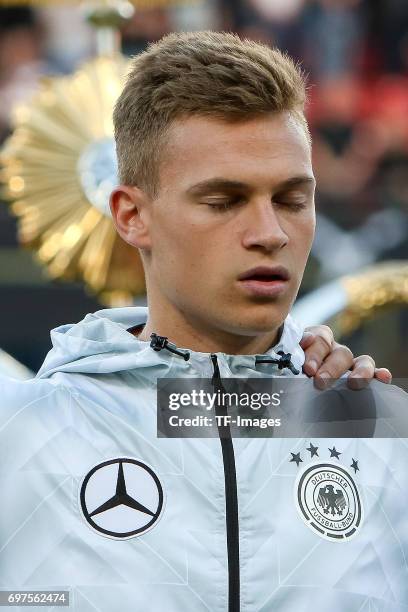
[36,307,305,379]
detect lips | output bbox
[238,265,290,282]
[237,265,290,298]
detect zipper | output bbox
[211,354,240,612]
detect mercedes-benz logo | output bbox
[79,458,165,539]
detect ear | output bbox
[109,185,152,250]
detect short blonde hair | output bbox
[113,30,309,197]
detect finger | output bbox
[302,334,335,377]
[299,331,316,350]
[348,364,392,390]
[304,325,333,350]
[374,367,392,384]
[347,355,376,390]
[313,343,354,389]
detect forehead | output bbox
[160,111,312,190]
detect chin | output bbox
[227,310,288,336]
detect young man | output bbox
[0,32,405,612]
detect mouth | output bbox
[237,266,290,297]
[238,265,290,282]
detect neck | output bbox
[134,295,282,355]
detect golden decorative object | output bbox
[338,261,408,335]
[1,55,146,303]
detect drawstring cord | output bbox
[149,333,191,361]
[255,351,300,375]
[148,332,299,375]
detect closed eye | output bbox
[203,196,244,211]
[273,190,310,211]
[274,199,307,211]
[206,202,234,211]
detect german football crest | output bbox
[292,445,363,542]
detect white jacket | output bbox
[1,307,407,612]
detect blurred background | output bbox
[0,0,407,377]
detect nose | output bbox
[241,198,288,252]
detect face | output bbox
[115,111,315,338]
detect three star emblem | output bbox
[79,458,164,539]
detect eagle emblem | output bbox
[317,484,347,516]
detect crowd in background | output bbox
[0,0,407,372]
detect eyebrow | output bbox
[186,175,315,196]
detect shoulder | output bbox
[0,374,73,427]
[332,379,408,436]
[0,373,71,399]
[369,379,408,430]
[297,378,408,438]
[0,376,78,476]
[369,378,408,401]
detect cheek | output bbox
[301,219,315,252]
[288,214,315,263]
[154,211,223,260]
[152,221,215,281]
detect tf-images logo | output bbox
[291,444,363,541]
[79,457,165,540]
